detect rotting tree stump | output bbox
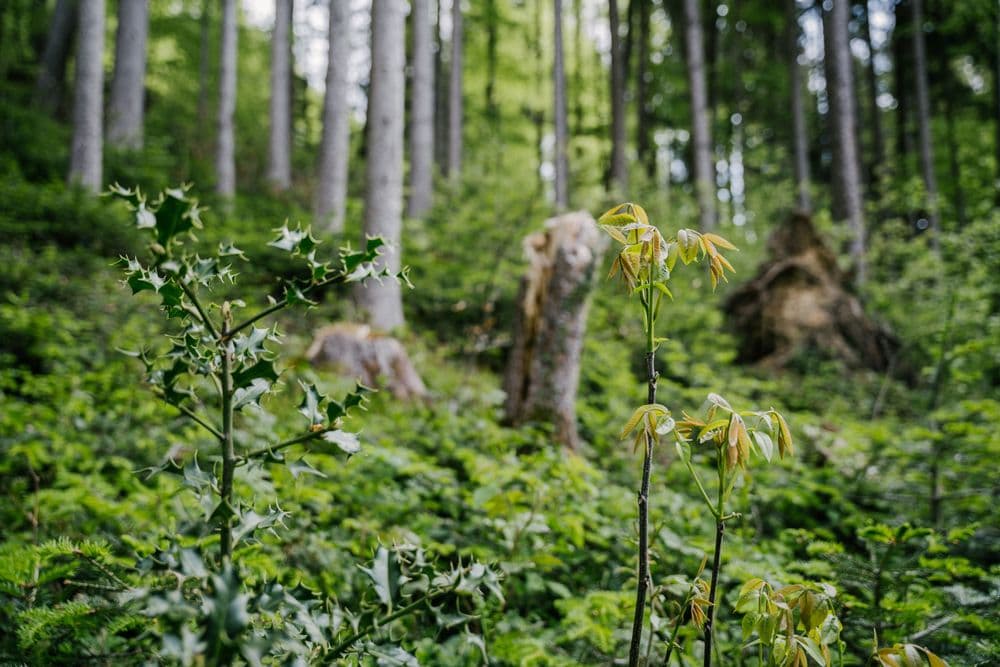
[503,211,604,450]
[725,210,897,371]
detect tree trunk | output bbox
[503,212,603,450]
[862,0,885,185]
[572,0,583,135]
[197,0,211,130]
[434,0,447,172]
[788,0,810,212]
[485,0,499,124]
[408,0,435,218]
[893,0,914,171]
[315,0,350,232]
[267,0,293,191]
[684,0,716,231]
[911,0,939,247]
[635,0,651,176]
[609,0,628,192]
[35,0,78,116]
[107,0,148,151]
[67,0,104,192]
[215,0,238,197]
[355,0,406,331]
[553,0,570,210]
[447,0,463,179]
[822,0,866,283]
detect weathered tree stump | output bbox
[725,211,897,371]
[306,323,428,400]
[503,211,604,449]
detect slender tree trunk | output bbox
[822,0,866,283]
[862,0,884,185]
[572,0,583,135]
[35,0,78,116]
[355,0,406,331]
[485,0,499,123]
[447,0,463,179]
[553,0,570,210]
[408,0,435,217]
[893,0,914,172]
[788,0,811,212]
[911,0,939,248]
[609,0,628,192]
[635,0,651,176]
[315,0,350,232]
[267,0,293,191]
[197,0,212,131]
[68,0,104,192]
[107,0,148,150]
[215,0,238,198]
[684,0,716,231]
[434,0,447,172]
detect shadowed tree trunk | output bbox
[553,0,570,210]
[107,0,148,150]
[408,0,435,217]
[267,0,293,191]
[788,0,811,211]
[822,0,866,283]
[434,0,447,171]
[485,0,499,123]
[862,0,885,185]
[215,0,237,197]
[447,0,463,179]
[355,0,406,331]
[68,0,104,191]
[609,0,628,192]
[911,0,939,248]
[684,0,716,230]
[315,0,350,232]
[35,0,78,116]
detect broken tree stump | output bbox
[725,210,897,371]
[306,323,428,400]
[503,211,604,449]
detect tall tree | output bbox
[107,0,149,150]
[683,0,717,230]
[911,0,939,245]
[215,0,237,197]
[197,0,211,129]
[822,0,866,282]
[67,0,104,191]
[484,0,499,123]
[408,0,435,217]
[553,0,570,210]
[447,0,463,179]
[788,0,810,211]
[609,0,628,192]
[634,0,651,175]
[356,0,406,330]
[267,0,293,191]
[315,0,350,232]
[35,0,78,116]
[861,0,885,184]
[434,0,447,171]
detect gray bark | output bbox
[408,0,435,217]
[553,0,569,210]
[355,0,406,331]
[215,0,237,197]
[447,0,463,179]
[267,0,293,190]
[609,0,627,192]
[503,212,603,450]
[68,0,104,192]
[108,0,149,150]
[822,0,866,283]
[788,0,810,211]
[35,0,78,115]
[315,0,351,232]
[683,0,716,231]
[911,0,939,246]
[862,0,885,182]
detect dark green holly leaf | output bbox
[283,282,317,307]
[232,378,270,410]
[322,429,360,455]
[231,359,279,390]
[298,382,326,426]
[153,186,200,246]
[268,224,319,255]
[233,326,273,361]
[217,242,247,260]
[360,547,402,611]
[287,457,328,479]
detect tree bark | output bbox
[215,0,238,198]
[861,0,885,185]
[635,0,651,176]
[822,0,866,283]
[447,0,463,179]
[911,0,939,248]
[355,0,406,331]
[315,0,350,232]
[788,0,811,212]
[553,0,570,210]
[68,0,104,192]
[35,0,78,116]
[108,0,148,150]
[609,0,628,193]
[684,0,716,231]
[267,0,293,191]
[408,0,435,218]
[434,0,447,172]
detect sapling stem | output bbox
[218,317,236,562]
[703,467,728,667]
